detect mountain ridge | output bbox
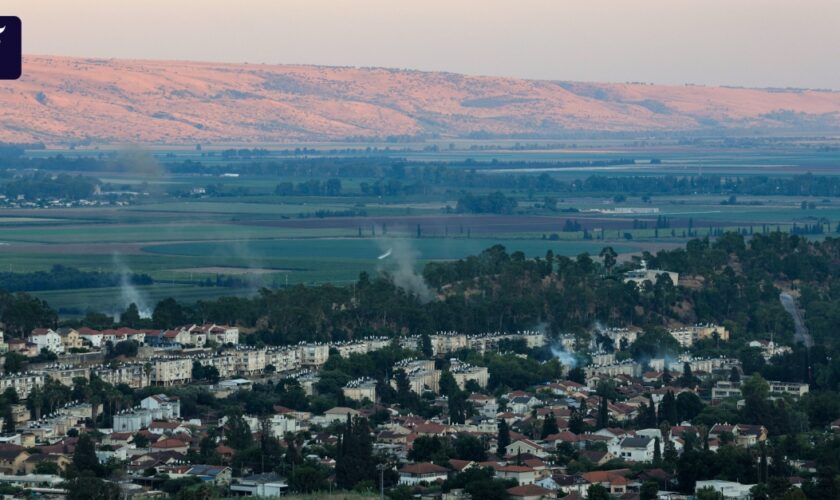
[2,55,839,144]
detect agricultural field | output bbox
[2,139,839,316]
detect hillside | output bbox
[2,55,840,144]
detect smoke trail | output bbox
[550,344,578,368]
[531,321,577,368]
[112,253,152,318]
[376,236,434,303]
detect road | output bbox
[780,292,813,348]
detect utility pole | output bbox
[377,463,387,500]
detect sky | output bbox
[8,0,840,89]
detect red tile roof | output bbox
[507,484,552,496]
[399,463,448,475]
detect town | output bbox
[1,3,839,498]
[0,315,822,500]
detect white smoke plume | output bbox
[112,254,152,319]
[376,237,434,303]
[550,344,578,368]
[532,321,578,368]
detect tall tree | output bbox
[587,484,611,500]
[73,433,104,477]
[224,410,252,450]
[496,419,510,457]
[62,472,120,500]
[659,391,678,426]
[121,303,142,327]
[680,362,697,388]
[335,415,375,490]
[597,396,609,429]
[439,370,458,398]
[541,412,559,438]
[420,333,433,358]
[448,390,469,425]
[2,406,14,434]
[600,246,618,274]
[569,409,585,434]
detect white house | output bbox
[505,439,549,459]
[608,436,655,462]
[77,327,104,348]
[141,394,181,419]
[204,325,239,345]
[398,463,448,485]
[29,329,63,354]
[230,473,288,496]
[695,480,755,499]
[269,414,299,437]
[112,410,152,432]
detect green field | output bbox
[3,139,840,317]
[142,237,633,261]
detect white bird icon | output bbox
[0,27,5,35]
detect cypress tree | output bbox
[659,391,678,426]
[541,412,559,438]
[597,396,609,429]
[497,419,510,457]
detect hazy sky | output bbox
[9,0,840,89]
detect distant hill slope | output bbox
[2,55,840,144]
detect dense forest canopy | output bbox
[2,232,837,355]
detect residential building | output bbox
[398,463,448,485]
[92,363,151,389]
[150,358,192,386]
[712,381,742,400]
[392,358,440,394]
[315,407,359,426]
[77,327,104,347]
[56,328,83,350]
[299,344,330,367]
[608,436,655,462]
[0,373,45,399]
[506,484,556,500]
[695,480,755,499]
[343,377,377,402]
[495,465,538,485]
[141,394,181,419]
[187,465,232,485]
[29,329,63,354]
[230,473,288,496]
[748,340,792,361]
[506,439,549,459]
[467,393,498,418]
[41,366,88,387]
[6,339,38,357]
[266,348,300,373]
[113,410,153,433]
[235,349,266,375]
[449,360,489,389]
[430,332,468,355]
[769,381,809,398]
[623,261,679,288]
